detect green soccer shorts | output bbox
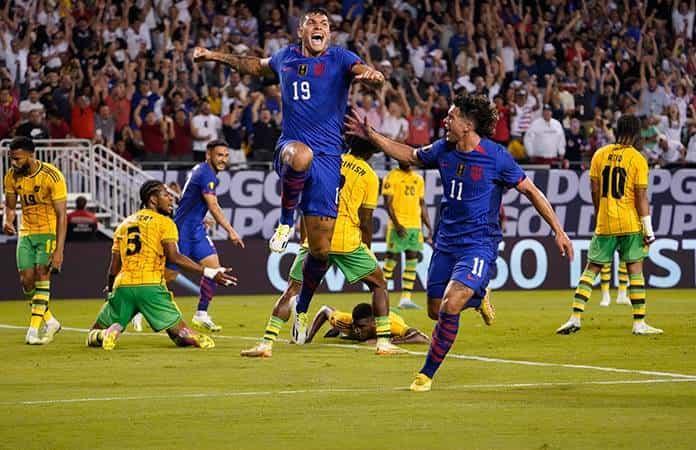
[386,227,423,253]
[289,245,379,284]
[95,284,182,332]
[16,233,56,271]
[588,232,648,265]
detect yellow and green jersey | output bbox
[112,209,178,287]
[3,161,67,236]
[381,168,424,229]
[329,310,410,337]
[589,144,648,236]
[329,153,379,253]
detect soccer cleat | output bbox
[192,314,222,332]
[132,313,144,332]
[86,329,103,347]
[632,321,663,335]
[240,341,273,357]
[25,329,48,345]
[376,340,407,355]
[616,290,631,305]
[192,333,215,349]
[476,288,495,326]
[398,298,421,309]
[291,310,308,345]
[556,317,581,335]
[102,329,118,350]
[410,373,433,392]
[269,224,293,253]
[600,291,611,307]
[42,320,61,343]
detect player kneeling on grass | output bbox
[306,303,429,345]
[86,181,236,351]
[241,136,404,357]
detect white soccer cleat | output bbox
[240,341,273,358]
[192,312,222,332]
[600,291,611,307]
[269,224,293,253]
[132,313,144,332]
[376,340,407,355]
[42,319,61,343]
[556,316,581,335]
[291,306,308,345]
[398,298,421,309]
[616,290,631,305]
[632,321,663,335]
[25,329,49,345]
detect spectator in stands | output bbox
[491,94,511,145]
[169,109,193,161]
[656,134,686,167]
[94,104,116,147]
[249,95,279,164]
[564,118,590,169]
[67,196,98,242]
[18,88,44,118]
[222,103,246,153]
[686,127,696,167]
[405,82,434,147]
[0,86,20,139]
[47,108,71,139]
[524,104,566,164]
[135,101,173,161]
[191,100,221,162]
[105,81,132,136]
[71,94,96,139]
[15,109,49,140]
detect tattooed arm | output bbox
[193,47,275,78]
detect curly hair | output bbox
[615,114,641,147]
[139,180,164,208]
[453,94,499,138]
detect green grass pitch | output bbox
[1,289,695,449]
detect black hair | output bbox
[615,114,641,146]
[206,139,228,152]
[453,94,498,137]
[347,135,377,160]
[139,180,164,208]
[9,136,35,153]
[76,196,88,210]
[301,7,330,24]
[352,303,374,322]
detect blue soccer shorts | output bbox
[426,247,496,309]
[274,145,342,219]
[165,233,217,271]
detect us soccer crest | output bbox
[298,64,308,76]
[456,163,466,177]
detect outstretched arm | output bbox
[351,63,385,89]
[193,47,274,78]
[345,110,421,166]
[516,178,574,260]
[306,305,335,343]
[203,193,244,248]
[391,328,430,344]
[163,241,237,286]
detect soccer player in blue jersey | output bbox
[165,140,244,332]
[346,94,574,392]
[193,8,385,342]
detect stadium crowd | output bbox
[0,0,695,168]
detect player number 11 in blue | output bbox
[292,81,311,100]
[449,180,463,200]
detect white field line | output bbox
[2,378,696,407]
[2,323,696,380]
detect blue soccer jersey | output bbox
[269,45,362,157]
[174,162,218,238]
[416,138,526,253]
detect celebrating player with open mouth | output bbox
[193,8,386,343]
[346,94,574,392]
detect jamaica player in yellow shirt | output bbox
[242,136,405,357]
[306,303,429,344]
[557,115,662,335]
[85,181,236,350]
[3,137,67,345]
[381,162,432,309]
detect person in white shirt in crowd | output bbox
[191,99,221,162]
[658,104,686,143]
[509,88,538,141]
[524,104,566,164]
[352,88,382,131]
[672,0,695,40]
[18,88,44,118]
[656,134,686,167]
[686,128,696,167]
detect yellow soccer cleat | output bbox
[240,341,273,358]
[269,224,293,253]
[476,288,495,326]
[376,340,407,355]
[102,329,118,351]
[192,333,216,349]
[410,373,433,392]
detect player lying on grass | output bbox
[241,136,404,357]
[86,180,236,350]
[306,303,429,344]
[346,93,573,392]
[556,115,662,335]
[194,7,385,344]
[3,136,67,345]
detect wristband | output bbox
[203,267,220,279]
[640,216,654,239]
